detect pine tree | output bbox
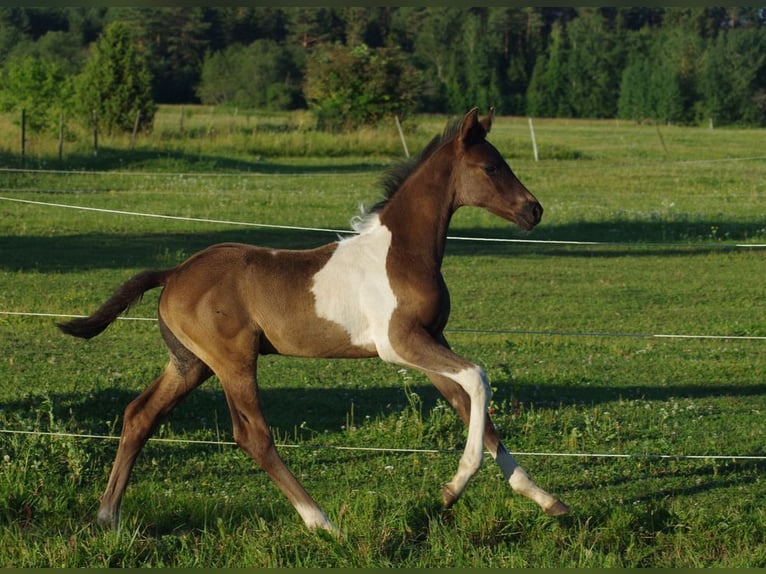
[76,20,155,134]
[565,10,624,118]
[527,22,570,117]
[700,28,766,126]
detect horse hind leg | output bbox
[97,346,211,529]
[215,357,337,534]
[425,370,569,516]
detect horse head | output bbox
[453,107,543,231]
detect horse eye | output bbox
[483,164,498,175]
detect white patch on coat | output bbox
[312,215,401,359]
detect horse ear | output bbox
[457,107,486,147]
[480,107,495,134]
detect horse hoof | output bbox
[96,507,118,530]
[441,484,460,508]
[544,499,570,516]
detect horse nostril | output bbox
[532,202,543,224]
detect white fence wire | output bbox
[1,165,764,462]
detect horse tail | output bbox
[58,269,169,340]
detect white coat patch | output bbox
[311,215,400,357]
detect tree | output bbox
[0,56,74,133]
[406,7,465,112]
[527,21,571,117]
[618,27,702,124]
[76,20,155,134]
[107,7,213,103]
[700,28,766,126]
[618,51,653,122]
[303,42,421,131]
[197,39,304,110]
[565,10,624,118]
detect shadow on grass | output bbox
[3,373,763,539]
[4,146,389,175]
[5,375,765,448]
[574,456,766,501]
[0,228,335,273]
[447,219,766,258]
[3,218,764,274]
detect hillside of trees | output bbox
[1,6,765,132]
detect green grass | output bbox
[0,108,764,567]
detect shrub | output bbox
[303,42,421,131]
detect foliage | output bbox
[526,22,571,118]
[699,28,766,126]
[564,10,625,119]
[2,7,766,125]
[303,42,421,131]
[0,56,74,134]
[76,20,156,135]
[618,27,703,124]
[197,39,304,110]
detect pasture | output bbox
[0,107,764,567]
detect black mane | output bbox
[371,117,463,213]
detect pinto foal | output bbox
[59,108,568,533]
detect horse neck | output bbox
[378,146,457,269]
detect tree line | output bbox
[1,6,765,134]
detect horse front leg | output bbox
[425,371,569,516]
[437,365,492,507]
[385,329,491,506]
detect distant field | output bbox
[0,107,764,567]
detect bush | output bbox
[303,42,421,131]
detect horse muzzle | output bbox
[517,201,543,231]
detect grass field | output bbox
[0,107,764,567]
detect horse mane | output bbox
[348,116,462,233]
[373,117,463,214]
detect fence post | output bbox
[131,110,141,149]
[395,115,409,158]
[58,113,64,161]
[92,110,99,157]
[528,117,539,162]
[655,123,668,155]
[20,109,26,164]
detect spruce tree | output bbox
[76,20,155,134]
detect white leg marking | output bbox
[494,446,564,513]
[295,502,337,533]
[443,366,490,499]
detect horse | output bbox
[58,108,569,534]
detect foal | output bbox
[59,108,568,533]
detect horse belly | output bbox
[233,245,375,359]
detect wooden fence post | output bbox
[92,110,99,157]
[20,109,26,164]
[528,117,539,162]
[395,115,409,158]
[58,113,64,161]
[131,110,141,149]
